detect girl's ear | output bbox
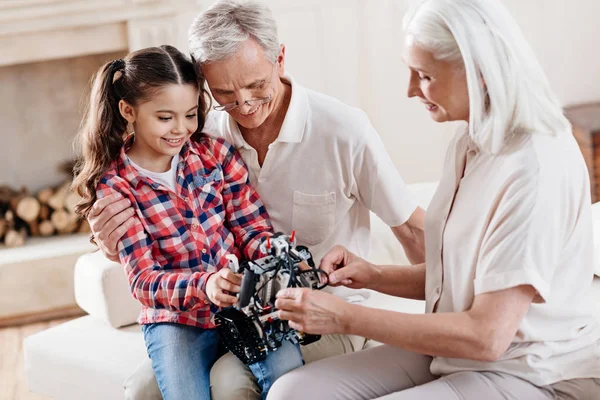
[119,100,136,124]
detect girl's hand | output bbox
[205,269,242,307]
[275,288,352,335]
[320,245,382,290]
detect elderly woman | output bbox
[269,0,600,398]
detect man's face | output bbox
[202,39,285,130]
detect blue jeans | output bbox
[142,323,221,400]
[142,323,304,400]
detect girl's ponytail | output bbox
[72,59,128,217]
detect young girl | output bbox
[72,45,303,400]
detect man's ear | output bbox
[119,100,136,124]
[277,44,286,77]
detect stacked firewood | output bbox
[0,181,90,248]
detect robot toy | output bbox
[214,231,328,365]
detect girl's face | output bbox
[404,43,470,123]
[120,84,199,172]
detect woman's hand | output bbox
[88,194,136,262]
[205,269,242,308]
[275,288,352,335]
[320,245,383,290]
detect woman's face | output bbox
[404,43,470,123]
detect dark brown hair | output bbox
[72,45,209,217]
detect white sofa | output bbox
[23,182,600,400]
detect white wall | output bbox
[3,0,597,190]
[243,0,600,184]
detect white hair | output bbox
[403,0,570,153]
[188,0,280,64]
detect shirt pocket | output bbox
[292,191,336,245]
[193,168,224,210]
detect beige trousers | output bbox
[210,333,367,399]
[266,345,600,400]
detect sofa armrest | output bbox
[74,251,141,328]
[592,202,600,277]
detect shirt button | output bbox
[202,248,207,254]
[204,299,210,305]
[191,224,198,230]
[435,287,441,295]
[184,197,189,203]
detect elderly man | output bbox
[88,0,425,398]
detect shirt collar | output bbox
[221,73,309,150]
[116,134,195,190]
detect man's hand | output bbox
[319,245,383,290]
[88,194,136,262]
[205,269,243,308]
[276,288,351,335]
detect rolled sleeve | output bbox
[353,114,418,227]
[474,267,551,301]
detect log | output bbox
[50,209,70,232]
[4,228,26,247]
[5,210,15,224]
[51,209,79,234]
[47,181,70,211]
[39,220,55,237]
[0,217,6,239]
[28,219,40,236]
[8,187,29,211]
[64,190,82,214]
[63,213,81,234]
[37,188,54,205]
[15,196,41,222]
[39,205,51,221]
[3,209,29,245]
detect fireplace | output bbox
[0,0,203,326]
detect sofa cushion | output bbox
[24,316,148,400]
[74,251,141,328]
[124,357,162,400]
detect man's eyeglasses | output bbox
[213,94,273,112]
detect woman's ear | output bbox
[119,100,136,124]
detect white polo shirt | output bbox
[203,74,417,270]
[425,128,600,385]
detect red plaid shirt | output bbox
[97,135,273,328]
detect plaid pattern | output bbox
[97,135,273,328]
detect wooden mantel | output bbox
[0,0,207,68]
[565,102,600,203]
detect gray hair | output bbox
[188,0,280,64]
[403,0,570,154]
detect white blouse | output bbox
[424,128,600,386]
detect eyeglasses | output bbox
[213,94,273,112]
[212,64,277,112]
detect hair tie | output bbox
[111,59,126,84]
[111,59,126,70]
